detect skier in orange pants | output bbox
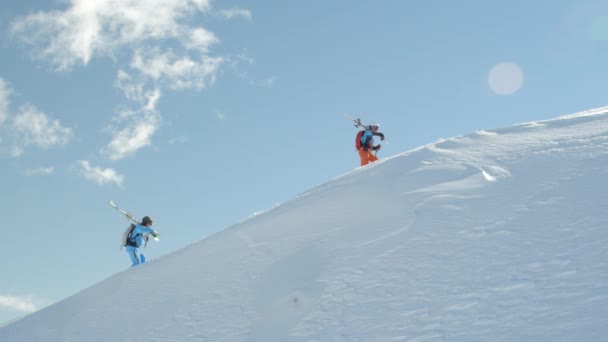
[355,123,384,166]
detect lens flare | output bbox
[488,62,524,95]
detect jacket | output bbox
[360,129,385,150]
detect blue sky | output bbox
[0,0,607,323]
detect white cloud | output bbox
[76,160,124,186]
[10,0,214,70]
[10,0,249,160]
[131,49,223,91]
[104,108,160,160]
[115,70,144,103]
[0,295,42,313]
[116,71,162,111]
[145,89,161,111]
[0,78,11,125]
[0,81,72,157]
[11,105,73,150]
[182,27,219,53]
[218,8,252,21]
[25,166,55,176]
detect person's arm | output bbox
[142,226,159,236]
[372,131,385,140]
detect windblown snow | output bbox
[2,107,608,341]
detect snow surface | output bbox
[2,107,608,341]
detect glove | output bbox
[373,144,381,151]
[152,232,160,241]
[381,136,385,141]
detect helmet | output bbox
[141,216,153,225]
[369,123,380,131]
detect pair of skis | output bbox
[343,114,389,144]
[110,200,138,224]
[343,114,365,129]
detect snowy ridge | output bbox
[2,108,608,341]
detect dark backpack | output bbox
[121,224,139,249]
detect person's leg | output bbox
[139,252,146,264]
[368,153,379,163]
[126,246,141,266]
[358,149,370,166]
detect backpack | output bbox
[121,223,137,249]
[355,130,364,150]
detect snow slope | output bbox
[2,107,608,341]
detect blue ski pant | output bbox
[126,246,147,266]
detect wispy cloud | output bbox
[230,55,276,88]
[215,110,226,121]
[0,78,11,125]
[251,76,277,88]
[10,0,214,71]
[76,160,124,186]
[25,166,55,176]
[0,79,73,157]
[115,72,162,111]
[0,295,43,313]
[217,8,252,21]
[109,51,218,159]
[8,146,23,158]
[182,27,219,53]
[103,107,160,161]
[130,48,223,91]
[168,136,188,145]
[10,0,249,159]
[11,105,73,150]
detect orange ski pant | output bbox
[358,148,378,166]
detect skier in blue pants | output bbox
[125,216,159,266]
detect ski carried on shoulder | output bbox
[343,114,389,145]
[110,200,139,224]
[343,114,366,129]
